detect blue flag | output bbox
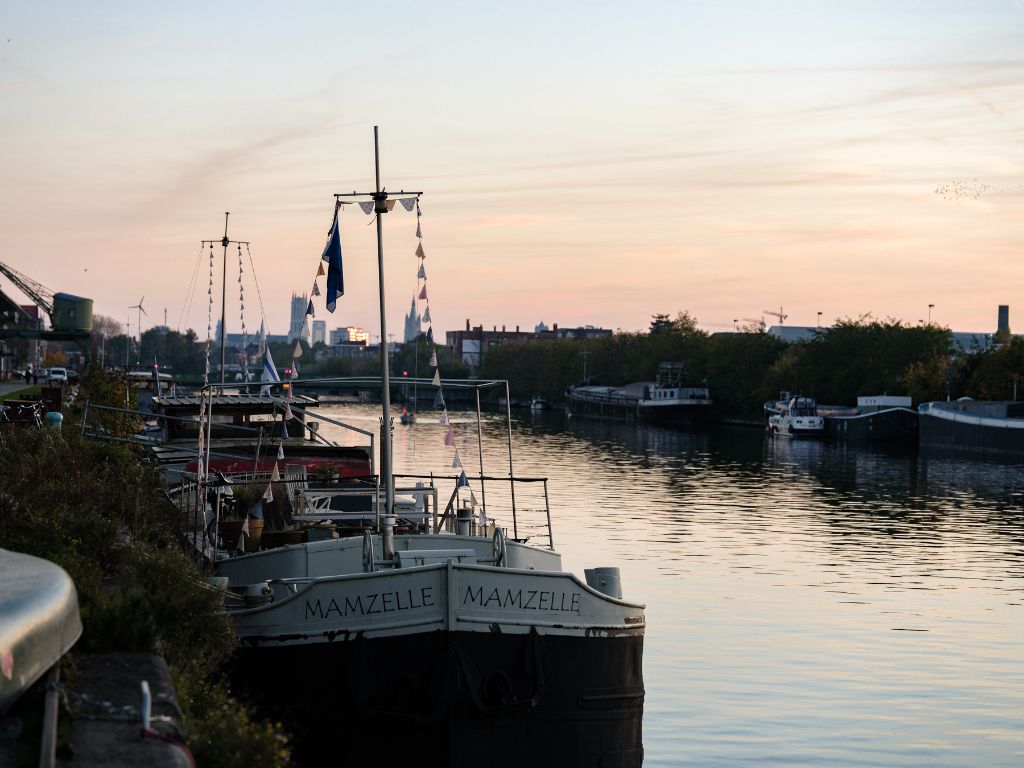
[322,205,344,312]
[433,389,445,409]
[456,470,469,488]
[260,348,280,395]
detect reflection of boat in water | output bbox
[193,132,645,766]
[399,404,416,424]
[766,394,824,438]
[919,399,1024,456]
[820,396,919,443]
[568,362,711,428]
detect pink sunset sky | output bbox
[1,1,1022,341]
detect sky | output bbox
[1,1,1022,341]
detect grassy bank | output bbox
[0,369,291,766]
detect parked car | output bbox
[47,367,68,386]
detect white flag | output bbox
[359,201,374,215]
[432,369,441,387]
[400,197,416,211]
[429,350,437,367]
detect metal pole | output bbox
[372,128,396,558]
[475,388,487,519]
[219,212,229,385]
[504,381,518,539]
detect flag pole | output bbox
[219,212,229,385]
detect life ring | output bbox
[492,527,507,567]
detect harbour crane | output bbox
[0,260,55,324]
[763,307,788,326]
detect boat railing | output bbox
[395,473,554,550]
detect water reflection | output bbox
[318,405,1024,767]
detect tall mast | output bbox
[201,216,249,387]
[333,128,422,538]
[219,212,230,385]
[373,126,396,521]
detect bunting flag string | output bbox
[359,201,374,215]
[429,349,437,367]
[238,244,250,382]
[311,283,321,297]
[204,245,214,385]
[317,262,325,277]
[444,430,455,447]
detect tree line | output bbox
[479,312,1023,420]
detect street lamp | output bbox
[816,311,822,328]
[928,304,934,324]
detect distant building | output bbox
[311,320,326,346]
[767,325,818,343]
[446,319,611,371]
[330,326,370,345]
[288,293,310,344]
[403,294,421,342]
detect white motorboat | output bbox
[766,394,825,437]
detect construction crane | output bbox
[0,259,55,322]
[741,317,767,332]
[763,307,788,326]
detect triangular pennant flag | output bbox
[306,299,314,317]
[277,444,285,461]
[452,453,461,468]
[440,410,449,426]
[321,206,345,311]
[429,350,437,367]
[415,242,425,259]
[236,533,246,551]
[456,470,469,488]
[263,484,274,503]
[271,462,281,482]
[469,488,478,506]
[433,389,444,408]
[426,326,433,343]
[444,430,455,447]
[419,285,427,300]
[281,419,289,439]
[242,517,250,535]
[359,201,374,215]
[311,283,321,297]
[317,262,325,277]
[385,199,396,212]
[423,307,431,324]
[284,402,293,421]
[432,369,441,387]
[416,221,422,239]
[400,197,416,212]
[417,263,426,279]
[293,340,303,359]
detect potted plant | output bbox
[221,482,265,552]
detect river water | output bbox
[317,403,1023,767]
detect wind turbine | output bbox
[129,296,147,365]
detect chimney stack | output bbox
[998,305,1009,334]
[466,318,470,331]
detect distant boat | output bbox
[530,394,548,411]
[820,396,918,443]
[766,395,824,438]
[567,362,711,428]
[919,399,1024,456]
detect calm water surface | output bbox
[319,404,1023,767]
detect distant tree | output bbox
[649,314,673,335]
[706,331,788,419]
[964,338,1024,400]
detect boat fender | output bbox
[492,526,507,567]
[362,529,375,573]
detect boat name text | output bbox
[462,586,581,614]
[304,587,435,619]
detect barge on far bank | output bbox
[919,399,1024,456]
[821,396,919,443]
[567,362,711,428]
